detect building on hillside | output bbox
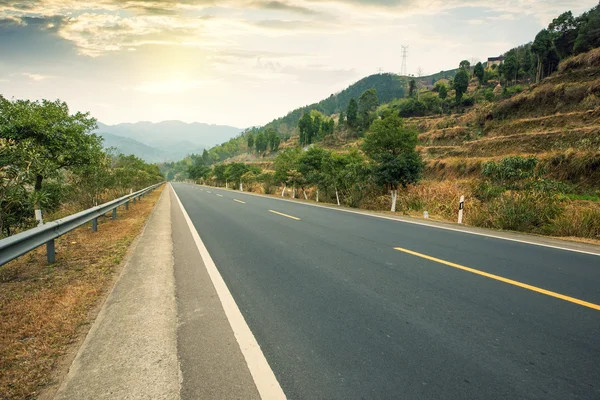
[486,56,504,68]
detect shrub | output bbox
[484,89,495,102]
[461,96,475,107]
[482,156,538,186]
[397,98,428,117]
[483,191,563,232]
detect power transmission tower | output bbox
[400,45,409,76]
[377,67,384,74]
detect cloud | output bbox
[253,1,317,15]
[22,72,49,80]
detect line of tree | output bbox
[193,113,423,211]
[0,97,163,237]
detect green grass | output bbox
[564,193,600,202]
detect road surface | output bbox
[171,182,600,400]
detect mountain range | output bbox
[95,121,242,162]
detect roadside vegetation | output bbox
[171,4,600,241]
[0,97,163,238]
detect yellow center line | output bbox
[394,247,600,311]
[216,194,223,197]
[234,199,246,204]
[268,210,301,221]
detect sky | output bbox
[0,0,595,128]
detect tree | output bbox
[247,133,254,152]
[346,98,358,128]
[453,69,470,102]
[212,164,227,186]
[438,84,448,100]
[298,113,314,146]
[474,62,485,85]
[408,79,416,97]
[338,111,345,126]
[297,146,330,201]
[225,162,250,190]
[323,150,369,208]
[274,147,301,196]
[362,115,423,212]
[0,98,101,225]
[549,11,579,59]
[188,164,210,180]
[266,128,278,151]
[202,149,211,165]
[532,29,559,82]
[358,88,379,131]
[271,135,281,152]
[574,6,600,54]
[502,53,519,84]
[255,131,268,153]
[459,60,471,71]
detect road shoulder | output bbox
[53,188,181,400]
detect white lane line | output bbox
[216,194,223,197]
[170,185,286,400]
[206,191,212,193]
[192,185,600,258]
[268,210,301,221]
[234,199,246,204]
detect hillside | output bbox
[96,121,242,161]
[264,70,458,136]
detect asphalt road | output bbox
[171,183,600,400]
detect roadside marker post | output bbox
[458,195,465,224]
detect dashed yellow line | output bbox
[234,199,246,204]
[394,247,600,311]
[268,210,301,221]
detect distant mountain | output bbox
[98,132,168,163]
[95,121,242,162]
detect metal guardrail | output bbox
[0,182,164,266]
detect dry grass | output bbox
[0,185,164,400]
[558,47,600,73]
[493,78,600,119]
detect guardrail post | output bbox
[112,208,117,220]
[92,218,98,232]
[133,197,137,204]
[125,201,129,210]
[47,240,56,264]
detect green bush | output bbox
[397,98,427,117]
[482,156,538,186]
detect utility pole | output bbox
[401,45,409,76]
